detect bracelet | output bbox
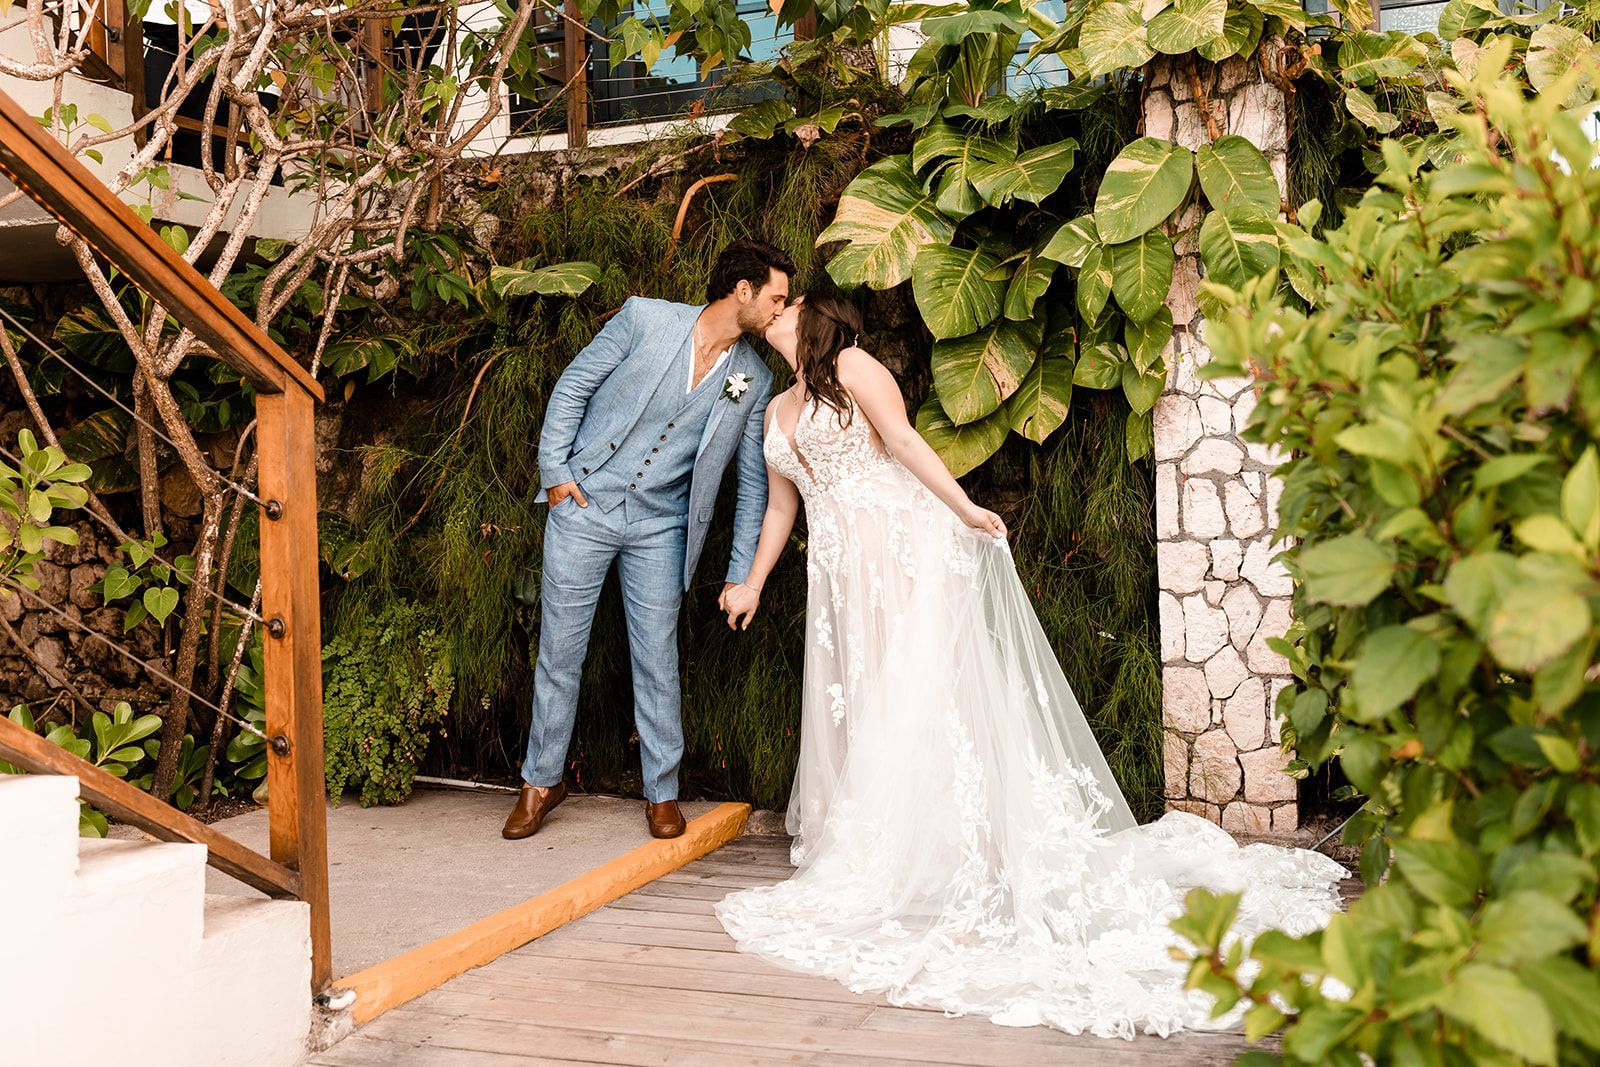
[737,581,763,593]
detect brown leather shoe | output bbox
[646,799,686,839]
[502,782,567,840]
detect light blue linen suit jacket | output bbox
[535,296,772,590]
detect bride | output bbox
[712,293,1349,1040]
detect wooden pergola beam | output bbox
[0,87,322,401]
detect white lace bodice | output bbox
[763,391,907,509]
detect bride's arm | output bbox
[839,348,1007,538]
[720,461,799,629]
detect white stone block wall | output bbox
[1145,52,1300,833]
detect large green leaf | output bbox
[916,393,1010,476]
[1073,342,1126,389]
[1195,135,1279,213]
[912,245,1005,340]
[1125,307,1173,372]
[727,99,796,140]
[1437,964,1556,1066]
[1338,31,1428,85]
[489,260,603,299]
[1197,2,1264,60]
[1076,244,1115,321]
[1147,0,1226,55]
[1109,231,1174,323]
[1121,359,1165,415]
[1344,86,1399,133]
[1487,582,1589,671]
[915,123,1017,221]
[1298,533,1395,606]
[1039,215,1100,268]
[1199,204,1280,287]
[1093,138,1193,244]
[1349,625,1439,720]
[1526,24,1595,105]
[1006,355,1074,443]
[1079,1,1153,75]
[969,138,1079,207]
[1003,246,1059,321]
[818,156,957,289]
[930,319,1043,424]
[1125,409,1154,460]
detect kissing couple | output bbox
[504,239,1349,1039]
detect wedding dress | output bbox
[713,391,1349,1040]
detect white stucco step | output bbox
[0,774,81,894]
[195,895,313,1067]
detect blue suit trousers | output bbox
[521,495,687,802]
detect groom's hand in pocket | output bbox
[548,481,588,509]
[720,582,760,631]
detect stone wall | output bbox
[1144,53,1300,833]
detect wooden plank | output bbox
[486,952,884,1007]
[553,919,750,952]
[425,976,875,1028]
[0,715,298,899]
[0,86,321,399]
[362,984,1203,1067]
[585,905,729,932]
[360,1011,816,1067]
[257,385,333,993]
[600,892,719,916]
[336,802,751,1024]
[512,935,783,975]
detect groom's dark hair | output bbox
[708,240,797,302]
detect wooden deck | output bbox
[309,834,1332,1066]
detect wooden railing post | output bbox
[256,386,332,993]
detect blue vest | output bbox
[582,338,724,524]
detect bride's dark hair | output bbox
[795,292,865,426]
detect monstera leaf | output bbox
[1006,355,1075,443]
[1109,231,1175,324]
[1147,0,1226,54]
[912,245,1005,340]
[1094,138,1193,243]
[1196,135,1280,213]
[489,260,603,298]
[1079,1,1154,74]
[1199,204,1280,287]
[1198,3,1264,59]
[917,393,1011,476]
[969,139,1079,207]
[818,155,957,289]
[930,318,1043,424]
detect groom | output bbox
[504,240,793,841]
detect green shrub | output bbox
[323,599,455,806]
[1175,57,1600,1066]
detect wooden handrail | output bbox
[0,81,332,993]
[0,715,300,899]
[0,88,321,401]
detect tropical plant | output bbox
[1173,56,1600,1066]
[322,599,456,806]
[0,702,163,835]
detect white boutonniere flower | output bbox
[722,372,752,403]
